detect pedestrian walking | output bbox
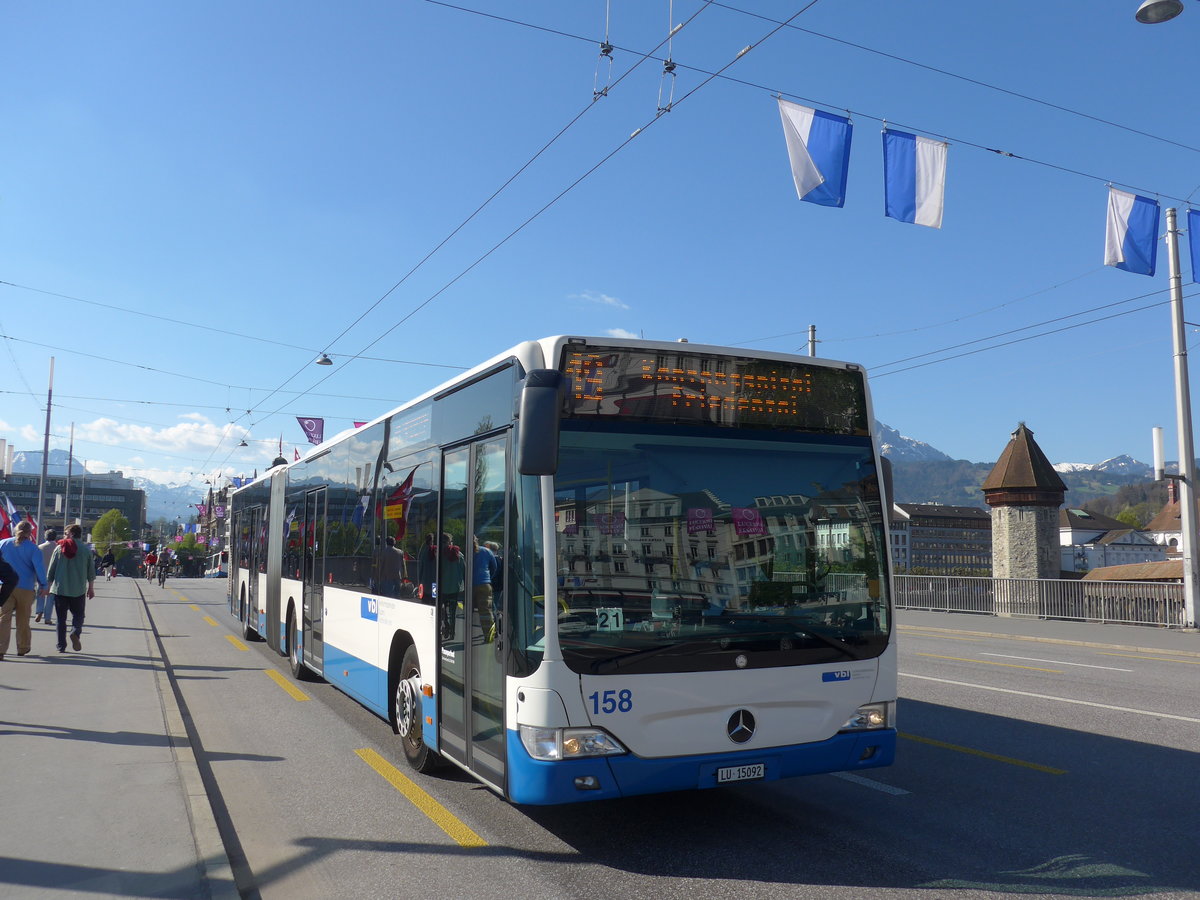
[36,527,59,626]
[0,520,48,660]
[100,549,116,581]
[46,523,95,653]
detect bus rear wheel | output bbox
[241,597,260,642]
[393,645,439,773]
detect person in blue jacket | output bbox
[0,520,48,659]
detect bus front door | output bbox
[438,435,508,791]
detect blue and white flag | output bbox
[883,129,948,228]
[1104,187,1159,277]
[1188,208,1200,283]
[776,99,853,208]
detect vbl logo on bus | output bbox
[361,596,379,621]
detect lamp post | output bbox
[1165,208,1199,628]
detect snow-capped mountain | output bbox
[130,477,205,522]
[875,422,953,463]
[1053,455,1155,477]
[11,449,88,477]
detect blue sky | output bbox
[2,0,1199,486]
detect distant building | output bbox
[1081,560,1182,583]
[1143,481,1192,556]
[1059,507,1166,573]
[0,470,146,538]
[890,503,992,575]
[983,423,1065,579]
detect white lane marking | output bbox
[980,653,1133,672]
[830,772,910,795]
[901,673,1200,724]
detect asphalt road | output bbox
[143,580,1200,900]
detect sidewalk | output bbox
[0,577,236,899]
[898,607,1200,657]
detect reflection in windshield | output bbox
[553,428,890,674]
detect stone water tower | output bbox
[982,423,1066,579]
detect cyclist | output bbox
[144,550,158,581]
[158,561,168,587]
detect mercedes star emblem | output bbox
[726,709,756,744]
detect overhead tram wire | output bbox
[247,1,719,421]
[729,267,1105,348]
[0,279,467,369]
[869,284,1174,369]
[431,0,1200,163]
[711,1,1200,157]
[249,0,831,433]
[869,292,1193,378]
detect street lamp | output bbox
[1136,0,1184,23]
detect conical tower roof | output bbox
[982,423,1066,508]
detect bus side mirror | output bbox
[517,369,564,476]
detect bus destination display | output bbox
[560,346,868,434]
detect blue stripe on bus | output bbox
[505,729,897,806]
[323,643,389,719]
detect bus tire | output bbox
[287,605,313,681]
[241,593,260,642]
[393,644,440,773]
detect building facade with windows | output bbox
[0,470,146,538]
[890,503,993,575]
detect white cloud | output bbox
[570,290,630,311]
[19,425,39,442]
[179,412,212,423]
[75,417,245,455]
[607,328,639,339]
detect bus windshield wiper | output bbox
[591,639,723,674]
[719,614,865,661]
[791,626,864,660]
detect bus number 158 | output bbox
[589,689,633,714]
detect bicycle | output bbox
[157,565,168,588]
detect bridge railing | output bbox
[892,574,1186,628]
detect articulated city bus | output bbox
[229,336,896,805]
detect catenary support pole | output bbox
[35,357,54,540]
[1166,208,1198,628]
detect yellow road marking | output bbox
[189,604,200,611]
[265,669,310,701]
[203,615,219,627]
[225,635,249,651]
[899,630,983,642]
[916,653,1062,673]
[900,733,1066,775]
[1099,652,1200,666]
[356,748,486,847]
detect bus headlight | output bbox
[839,701,894,731]
[519,725,627,761]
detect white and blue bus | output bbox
[229,336,896,805]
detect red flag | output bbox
[294,448,300,461]
[354,421,367,428]
[383,466,418,540]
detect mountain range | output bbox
[8,428,1167,518]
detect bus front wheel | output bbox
[288,606,313,681]
[393,645,440,773]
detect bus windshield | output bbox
[552,425,890,675]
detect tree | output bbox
[1115,508,1143,529]
[92,509,132,559]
